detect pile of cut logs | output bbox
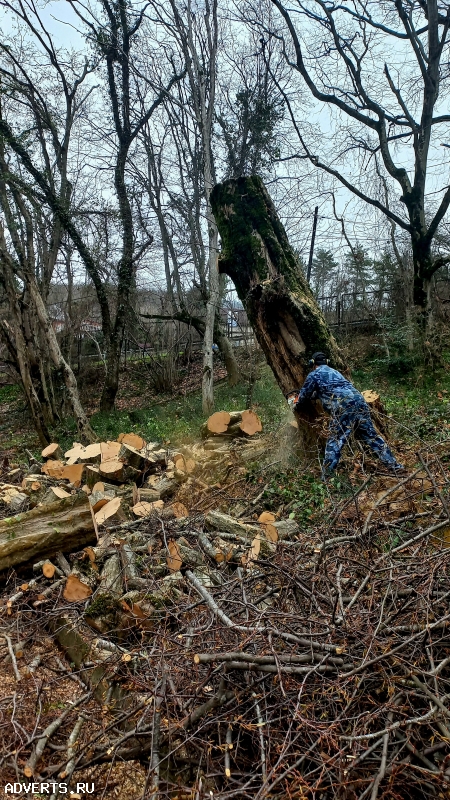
[0,409,266,575]
[201,409,262,449]
[0,432,202,573]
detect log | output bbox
[41,487,70,505]
[118,432,146,450]
[210,176,346,438]
[64,443,85,464]
[42,560,56,578]
[10,492,29,513]
[99,553,123,597]
[205,511,260,540]
[0,494,95,571]
[100,441,122,462]
[78,443,102,465]
[273,519,299,540]
[41,443,62,460]
[85,466,100,489]
[41,459,65,478]
[225,423,246,437]
[98,460,125,482]
[240,409,262,436]
[175,537,205,569]
[139,488,161,503]
[173,453,186,470]
[148,475,178,499]
[51,486,71,499]
[118,443,147,471]
[203,438,230,450]
[62,464,85,486]
[95,497,125,526]
[89,489,115,513]
[132,500,164,517]
[123,465,143,482]
[150,448,167,466]
[205,411,231,435]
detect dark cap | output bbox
[310,352,328,365]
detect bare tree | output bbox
[149,0,221,414]
[0,0,184,413]
[0,19,97,442]
[255,0,450,331]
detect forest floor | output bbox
[2,336,450,526]
[2,336,450,798]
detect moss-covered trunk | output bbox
[210,177,346,408]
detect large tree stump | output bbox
[211,176,346,445]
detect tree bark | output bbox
[24,275,96,443]
[214,322,240,386]
[211,176,346,422]
[0,494,95,572]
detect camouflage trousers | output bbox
[323,397,402,476]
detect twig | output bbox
[25,692,91,776]
[2,635,21,681]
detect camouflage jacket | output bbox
[295,365,364,415]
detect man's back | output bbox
[298,365,362,414]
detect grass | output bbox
[0,365,286,460]
[2,343,450,469]
[89,365,285,446]
[351,352,450,445]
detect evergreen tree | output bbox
[372,250,399,294]
[343,246,373,294]
[311,249,339,297]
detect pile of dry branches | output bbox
[1,445,450,799]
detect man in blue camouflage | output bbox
[290,352,404,479]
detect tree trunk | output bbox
[27,275,97,443]
[211,176,346,427]
[214,322,240,386]
[201,204,219,415]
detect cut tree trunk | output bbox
[211,176,346,444]
[201,409,262,439]
[361,390,389,436]
[0,494,95,571]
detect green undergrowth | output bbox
[89,365,284,447]
[2,348,450,478]
[351,350,450,445]
[1,366,285,460]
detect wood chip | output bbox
[167,539,182,572]
[63,574,93,602]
